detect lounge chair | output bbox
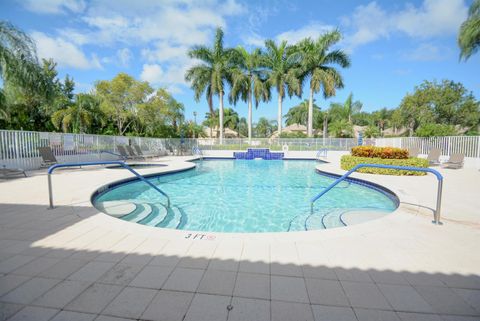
[408,147,420,158]
[125,145,146,160]
[38,147,58,167]
[1,165,27,178]
[426,148,441,166]
[116,145,134,160]
[133,144,154,159]
[441,153,464,169]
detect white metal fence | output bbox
[1,129,479,170]
[376,136,480,158]
[0,130,197,170]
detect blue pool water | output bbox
[93,160,398,233]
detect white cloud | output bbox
[117,48,133,67]
[31,32,101,69]
[403,43,450,61]
[140,64,164,84]
[343,2,390,49]
[21,0,86,14]
[276,22,336,44]
[395,0,467,38]
[241,33,265,47]
[343,0,468,50]
[28,0,246,87]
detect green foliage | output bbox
[255,117,275,137]
[284,99,322,127]
[415,123,456,137]
[398,80,480,135]
[351,146,409,159]
[363,125,380,138]
[340,155,429,176]
[458,0,480,61]
[95,73,153,135]
[328,119,353,138]
[279,131,307,138]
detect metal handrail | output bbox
[311,164,444,225]
[316,148,328,159]
[47,161,170,209]
[192,146,203,160]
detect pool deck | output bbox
[0,155,479,321]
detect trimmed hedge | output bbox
[341,155,429,176]
[351,145,409,159]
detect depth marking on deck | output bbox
[184,233,216,241]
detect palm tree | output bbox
[263,40,302,135]
[185,27,236,144]
[458,0,480,61]
[343,93,362,123]
[223,107,239,131]
[51,93,99,133]
[0,22,52,96]
[230,47,270,142]
[284,99,322,127]
[295,30,350,137]
[255,117,274,137]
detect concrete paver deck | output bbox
[0,156,479,321]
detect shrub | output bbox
[351,145,409,159]
[341,155,429,175]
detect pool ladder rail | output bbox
[47,161,171,209]
[310,163,444,225]
[192,146,203,160]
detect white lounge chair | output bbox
[441,153,464,169]
[1,165,27,178]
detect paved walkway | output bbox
[0,156,479,321]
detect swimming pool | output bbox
[92,160,398,233]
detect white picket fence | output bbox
[1,129,479,170]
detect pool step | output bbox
[96,201,137,217]
[140,204,169,226]
[156,206,184,229]
[320,209,346,229]
[121,203,152,222]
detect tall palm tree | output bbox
[230,47,270,142]
[263,39,302,135]
[295,30,350,137]
[185,27,236,144]
[458,0,480,61]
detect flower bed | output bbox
[351,146,409,159]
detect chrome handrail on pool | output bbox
[47,161,170,209]
[311,164,444,225]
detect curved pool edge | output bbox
[82,158,420,243]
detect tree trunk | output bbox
[323,115,328,139]
[308,88,314,137]
[248,89,252,143]
[207,94,214,115]
[277,95,282,135]
[219,91,224,144]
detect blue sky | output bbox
[1,0,479,124]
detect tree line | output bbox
[1,0,479,140]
